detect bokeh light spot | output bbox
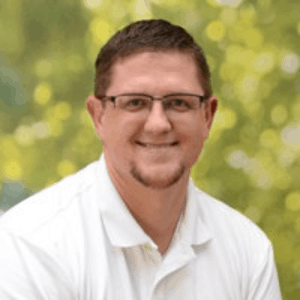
[239,74,259,94]
[3,159,22,181]
[90,18,113,45]
[243,156,273,190]
[34,82,52,105]
[1,137,21,160]
[206,20,226,41]
[226,46,256,69]
[222,0,243,8]
[151,0,184,5]
[182,12,200,28]
[226,44,244,63]
[83,0,104,9]
[47,120,63,137]
[285,192,300,211]
[239,5,256,24]
[35,60,53,78]
[221,83,235,100]
[56,160,77,178]
[220,8,237,25]
[14,125,35,146]
[227,150,249,169]
[260,129,279,149]
[54,102,72,121]
[243,28,263,49]
[253,52,275,74]
[209,0,243,7]
[271,104,288,126]
[132,0,152,19]
[281,124,300,147]
[32,121,51,139]
[215,107,237,129]
[281,53,299,74]
[206,0,222,7]
[278,148,296,168]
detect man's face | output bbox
[87,51,217,189]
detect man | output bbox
[0,19,281,299]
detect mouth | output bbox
[136,141,179,148]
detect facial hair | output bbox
[130,161,186,189]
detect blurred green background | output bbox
[0,0,299,298]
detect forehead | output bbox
[106,51,205,95]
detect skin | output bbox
[86,51,218,255]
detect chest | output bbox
[75,244,246,300]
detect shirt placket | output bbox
[150,243,196,300]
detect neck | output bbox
[125,185,187,255]
[106,159,189,255]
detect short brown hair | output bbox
[94,19,212,98]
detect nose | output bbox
[143,100,172,133]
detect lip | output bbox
[136,141,178,147]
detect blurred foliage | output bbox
[0,0,299,298]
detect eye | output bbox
[130,98,145,106]
[121,96,149,111]
[173,99,188,107]
[166,98,192,111]
[128,98,147,108]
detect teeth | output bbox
[137,142,177,148]
[145,144,168,148]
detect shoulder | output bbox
[0,161,99,237]
[192,184,272,250]
[190,183,281,299]
[0,160,109,294]
[191,184,276,286]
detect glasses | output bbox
[96,93,208,115]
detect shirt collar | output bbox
[95,154,156,248]
[176,180,213,247]
[95,154,213,249]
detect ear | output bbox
[203,96,218,139]
[85,95,105,139]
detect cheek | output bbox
[106,120,141,148]
[178,122,204,144]
[185,129,206,152]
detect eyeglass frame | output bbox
[95,93,209,111]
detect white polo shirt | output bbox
[0,154,282,300]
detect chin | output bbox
[130,162,186,190]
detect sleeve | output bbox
[0,230,75,300]
[247,241,282,300]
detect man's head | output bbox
[94,19,212,99]
[87,19,217,190]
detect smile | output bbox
[136,141,178,148]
